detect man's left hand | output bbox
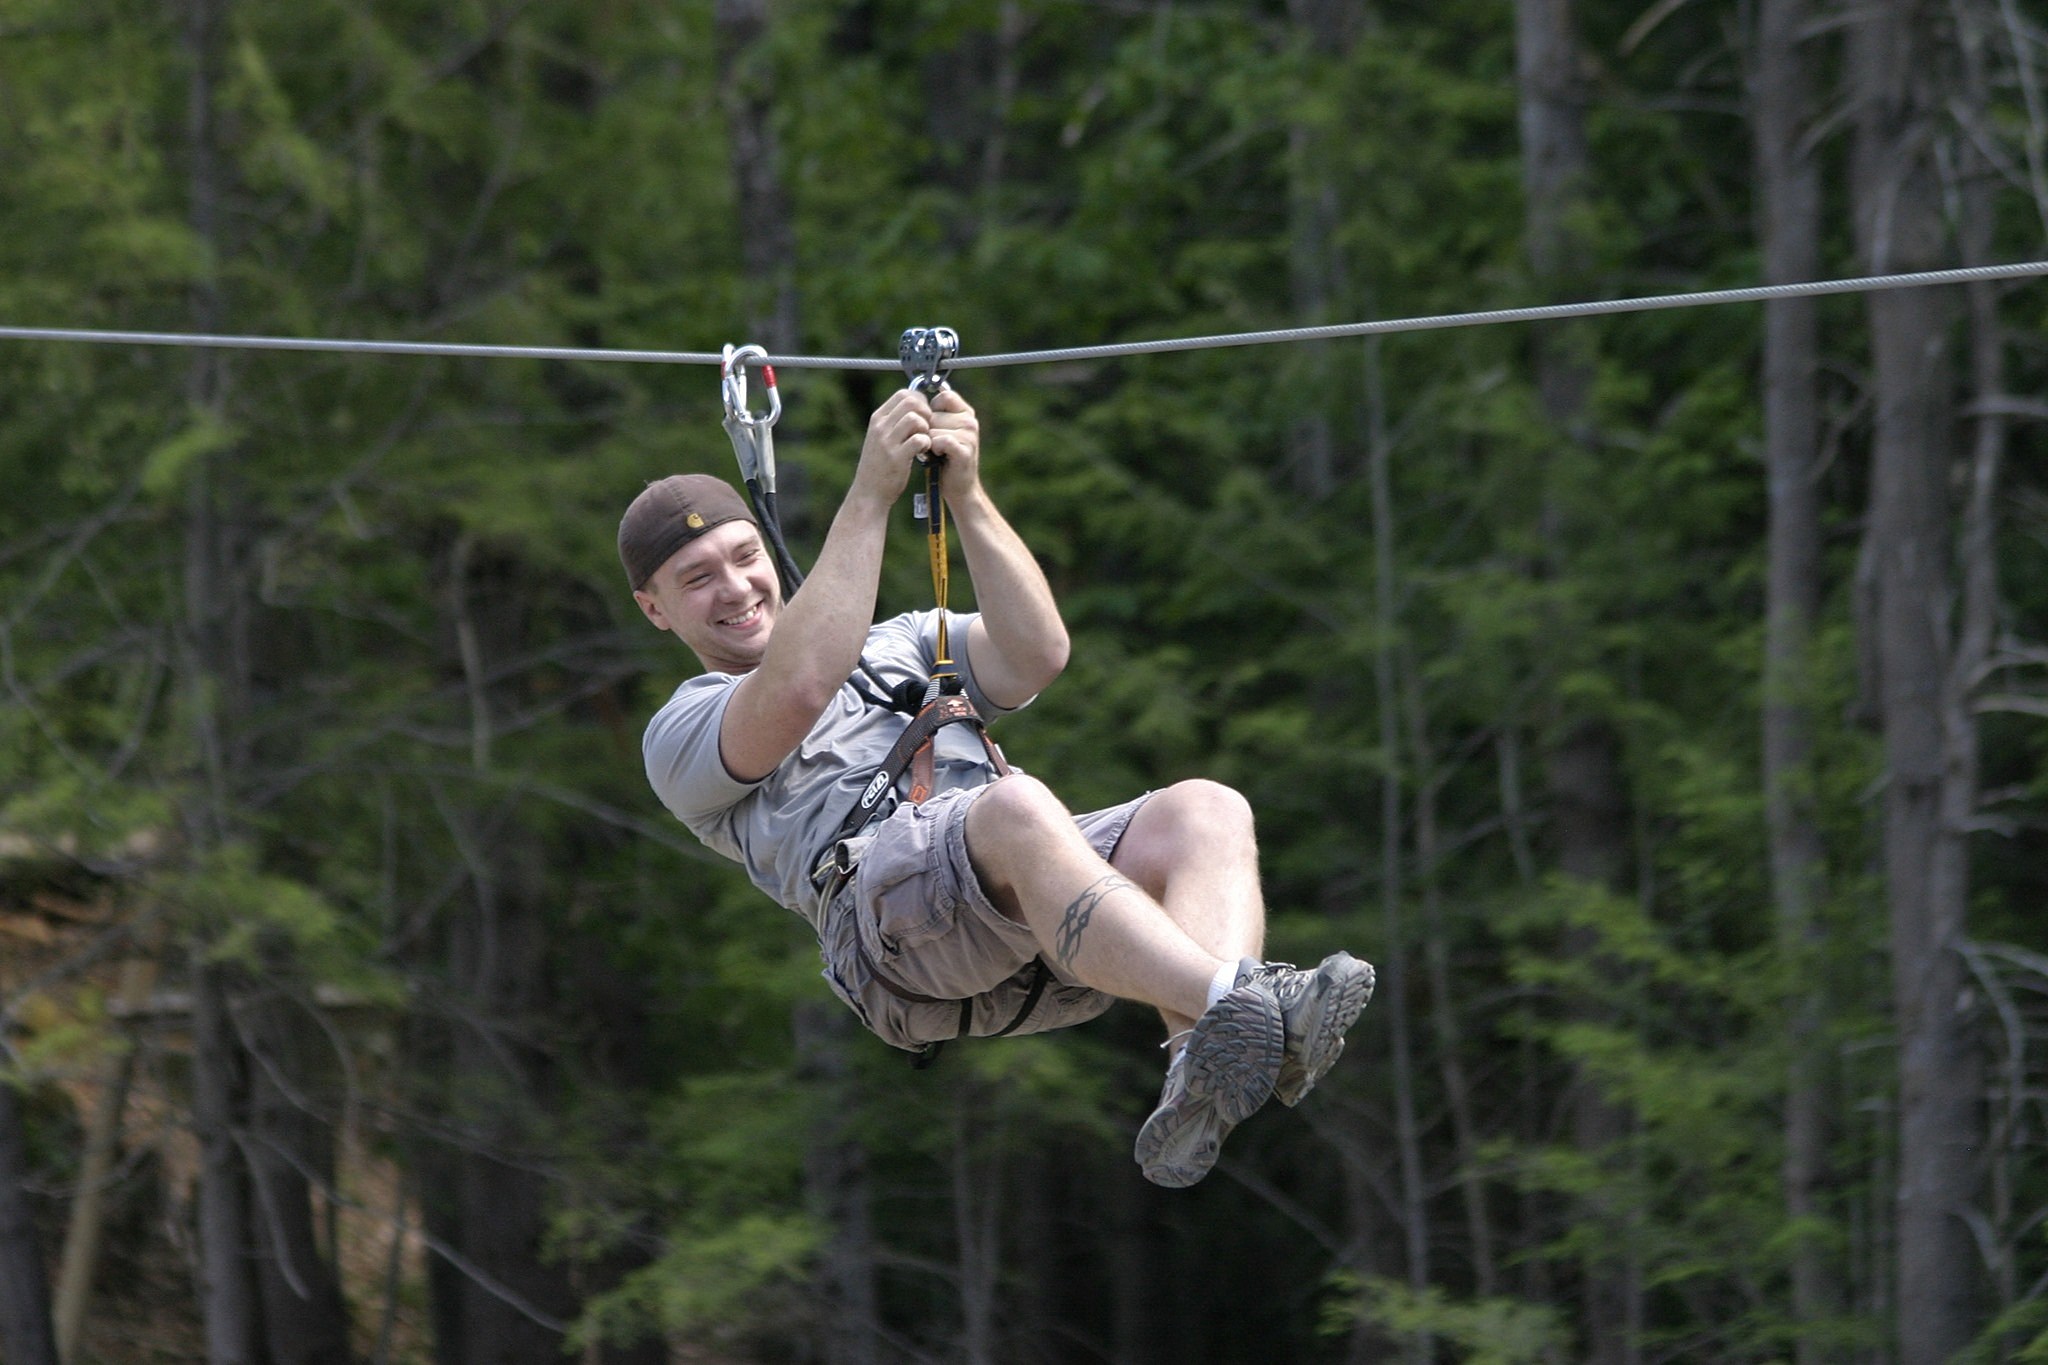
[928,388,983,504]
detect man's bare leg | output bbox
[962,773,1369,1186]
[963,774,1222,1019]
[964,774,1286,1187]
[1107,779,1267,1042]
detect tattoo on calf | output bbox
[1054,874,1131,968]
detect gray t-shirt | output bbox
[643,610,1024,927]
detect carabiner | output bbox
[720,343,781,491]
[721,343,781,429]
[898,327,959,395]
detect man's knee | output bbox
[1116,780,1256,885]
[964,774,1075,871]
[1151,779,1255,845]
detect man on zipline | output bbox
[620,384,1374,1187]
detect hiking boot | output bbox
[1133,981,1285,1188]
[1238,952,1376,1107]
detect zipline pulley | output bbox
[898,326,958,395]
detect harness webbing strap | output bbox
[907,693,1005,803]
[912,962,1048,1069]
[991,963,1050,1037]
[814,691,1010,887]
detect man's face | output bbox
[632,521,781,674]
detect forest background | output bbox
[0,0,2045,1362]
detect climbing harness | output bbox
[804,327,1011,864]
[720,328,1031,1066]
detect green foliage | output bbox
[139,410,239,498]
[1,0,2044,1358]
[1324,1274,1568,1364]
[176,843,387,993]
[573,1210,822,1347]
[1953,1298,2048,1364]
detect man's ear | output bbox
[633,590,668,632]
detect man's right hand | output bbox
[853,388,943,505]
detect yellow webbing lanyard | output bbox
[924,457,953,680]
[900,326,961,689]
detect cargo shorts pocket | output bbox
[868,993,973,1053]
[815,893,875,1031]
[818,960,876,1033]
[853,801,957,962]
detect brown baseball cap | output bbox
[618,474,759,590]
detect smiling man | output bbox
[621,386,1374,1187]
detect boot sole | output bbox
[1275,954,1376,1108]
[1134,987,1284,1188]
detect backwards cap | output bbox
[618,474,759,591]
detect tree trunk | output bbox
[53,953,153,1364]
[1406,668,1497,1296]
[1366,336,1431,1359]
[177,0,346,1348]
[1549,720,1637,1365]
[1952,0,2017,1319]
[423,550,578,1362]
[794,1003,880,1365]
[193,958,263,1365]
[1850,3,1981,1358]
[951,1088,1000,1365]
[1868,281,1978,1365]
[242,993,353,1365]
[1746,0,1840,1351]
[53,1047,130,1365]
[179,0,268,1353]
[1283,0,1355,498]
[715,0,798,357]
[1339,1139,1404,1365]
[1514,0,1638,1355]
[1516,0,1591,297]
[413,1081,468,1365]
[422,831,577,1363]
[1104,1154,1153,1364]
[0,1078,60,1365]
[977,1,1025,225]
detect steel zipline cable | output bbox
[1,259,2045,372]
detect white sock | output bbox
[1205,960,1241,1011]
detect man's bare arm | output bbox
[926,390,1070,709]
[717,391,933,781]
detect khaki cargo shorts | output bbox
[815,785,1146,1053]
